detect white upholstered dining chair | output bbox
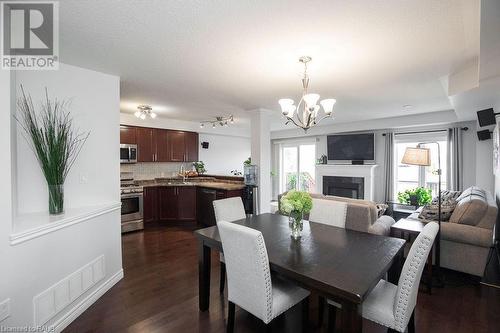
[213,197,247,293]
[326,222,439,333]
[217,221,311,332]
[309,198,348,228]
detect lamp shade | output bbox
[401,147,431,166]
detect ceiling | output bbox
[59,0,485,131]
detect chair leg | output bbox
[318,296,325,327]
[408,310,415,333]
[227,301,235,333]
[220,262,226,294]
[302,296,309,332]
[327,304,337,333]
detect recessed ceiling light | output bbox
[403,104,413,110]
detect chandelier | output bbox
[200,115,234,128]
[278,56,336,132]
[134,105,157,120]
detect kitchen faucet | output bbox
[179,163,186,183]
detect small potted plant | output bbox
[280,190,313,240]
[397,187,432,206]
[193,161,206,175]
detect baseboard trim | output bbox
[53,269,124,332]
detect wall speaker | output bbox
[477,129,492,141]
[201,142,209,149]
[477,108,497,127]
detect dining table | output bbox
[194,213,406,333]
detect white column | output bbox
[250,109,272,213]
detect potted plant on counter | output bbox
[280,190,313,240]
[15,86,90,215]
[193,161,206,175]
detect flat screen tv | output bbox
[327,133,375,162]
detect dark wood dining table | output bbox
[194,213,406,333]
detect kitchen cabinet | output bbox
[136,127,157,162]
[155,129,170,162]
[167,131,186,162]
[143,187,158,223]
[158,187,178,221]
[157,186,197,222]
[120,125,136,144]
[121,125,199,163]
[177,187,197,220]
[184,132,199,162]
[197,187,243,226]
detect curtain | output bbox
[384,132,394,202]
[447,127,463,191]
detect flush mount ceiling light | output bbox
[134,105,157,120]
[279,56,336,132]
[199,115,234,128]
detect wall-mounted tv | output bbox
[327,133,375,162]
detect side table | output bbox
[390,218,434,294]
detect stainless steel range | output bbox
[120,172,143,233]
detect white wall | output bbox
[1,63,122,330]
[0,67,13,330]
[15,65,120,214]
[199,133,250,175]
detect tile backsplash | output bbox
[120,162,192,180]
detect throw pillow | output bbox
[376,203,388,217]
[456,187,486,202]
[418,191,460,221]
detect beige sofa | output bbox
[407,186,497,277]
[278,193,395,236]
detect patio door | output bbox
[280,143,316,193]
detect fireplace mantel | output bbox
[315,164,378,201]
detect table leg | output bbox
[340,302,362,333]
[198,240,211,311]
[388,249,404,284]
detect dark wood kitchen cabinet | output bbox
[121,125,199,162]
[158,187,178,221]
[184,132,199,162]
[167,131,186,162]
[143,187,158,223]
[155,129,170,162]
[177,187,197,220]
[120,125,137,144]
[157,186,197,222]
[136,127,157,162]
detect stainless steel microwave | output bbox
[120,144,137,164]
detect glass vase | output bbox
[289,212,303,240]
[48,184,64,215]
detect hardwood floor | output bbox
[64,225,500,333]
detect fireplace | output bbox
[323,176,364,199]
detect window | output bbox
[280,143,316,193]
[394,134,447,199]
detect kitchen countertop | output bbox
[137,178,246,191]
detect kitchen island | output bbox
[138,176,245,226]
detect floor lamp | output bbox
[401,143,443,285]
